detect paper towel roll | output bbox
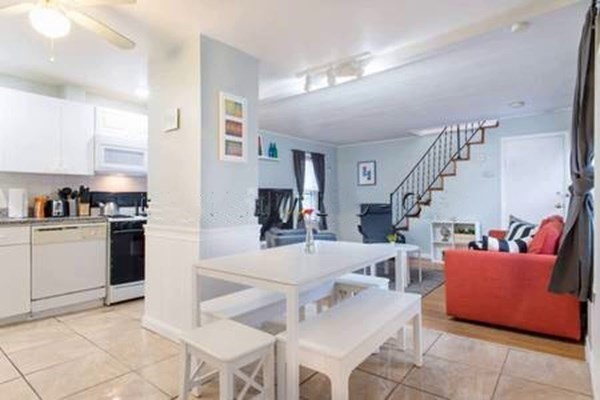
[8,188,28,218]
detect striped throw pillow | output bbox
[506,218,537,241]
[469,235,530,253]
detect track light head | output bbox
[304,75,312,92]
[327,69,336,87]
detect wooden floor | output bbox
[421,282,585,360]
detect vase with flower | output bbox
[302,208,317,254]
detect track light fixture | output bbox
[298,52,372,93]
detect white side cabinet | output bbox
[0,226,31,319]
[430,220,481,263]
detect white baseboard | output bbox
[142,315,183,343]
[587,337,599,400]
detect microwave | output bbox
[95,135,147,175]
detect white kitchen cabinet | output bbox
[0,87,95,175]
[95,107,148,138]
[60,102,94,175]
[0,226,31,319]
[0,88,61,174]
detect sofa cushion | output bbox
[528,215,564,255]
[506,217,537,241]
[469,235,529,253]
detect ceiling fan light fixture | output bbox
[29,5,71,39]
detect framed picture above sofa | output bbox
[357,160,376,186]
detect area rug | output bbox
[405,268,445,297]
[374,263,445,297]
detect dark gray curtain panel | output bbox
[292,150,306,224]
[549,4,596,301]
[311,152,328,230]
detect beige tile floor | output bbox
[0,300,593,400]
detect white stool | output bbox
[180,319,275,400]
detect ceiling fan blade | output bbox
[65,9,136,50]
[67,0,136,6]
[0,2,35,15]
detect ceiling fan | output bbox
[0,0,136,50]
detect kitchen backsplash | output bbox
[0,172,147,211]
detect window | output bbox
[303,153,319,211]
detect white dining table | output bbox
[192,240,397,400]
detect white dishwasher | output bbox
[32,223,107,312]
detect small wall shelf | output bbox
[430,220,481,263]
[258,155,279,162]
[258,134,280,161]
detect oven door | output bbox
[110,228,145,285]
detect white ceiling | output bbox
[0,0,587,143]
[260,3,586,144]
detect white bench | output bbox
[276,288,422,400]
[334,273,389,299]
[201,282,335,327]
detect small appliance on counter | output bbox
[8,188,28,218]
[44,199,67,218]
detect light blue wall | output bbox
[336,110,571,255]
[258,130,339,233]
[200,36,259,228]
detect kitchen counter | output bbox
[0,216,107,226]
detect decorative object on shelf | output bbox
[163,108,180,132]
[303,208,316,254]
[219,92,247,162]
[268,142,278,159]
[258,134,279,161]
[357,160,376,186]
[440,226,451,242]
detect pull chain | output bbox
[49,39,55,62]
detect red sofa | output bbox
[445,231,581,340]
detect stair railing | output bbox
[390,120,488,229]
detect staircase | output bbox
[390,120,498,231]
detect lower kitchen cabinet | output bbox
[0,227,31,319]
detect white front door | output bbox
[501,132,569,226]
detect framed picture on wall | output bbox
[357,160,377,186]
[219,92,247,162]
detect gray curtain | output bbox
[292,150,306,224]
[311,152,328,230]
[549,4,596,302]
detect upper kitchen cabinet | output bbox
[0,87,95,176]
[95,107,148,139]
[94,107,148,176]
[0,87,61,174]
[61,101,95,175]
